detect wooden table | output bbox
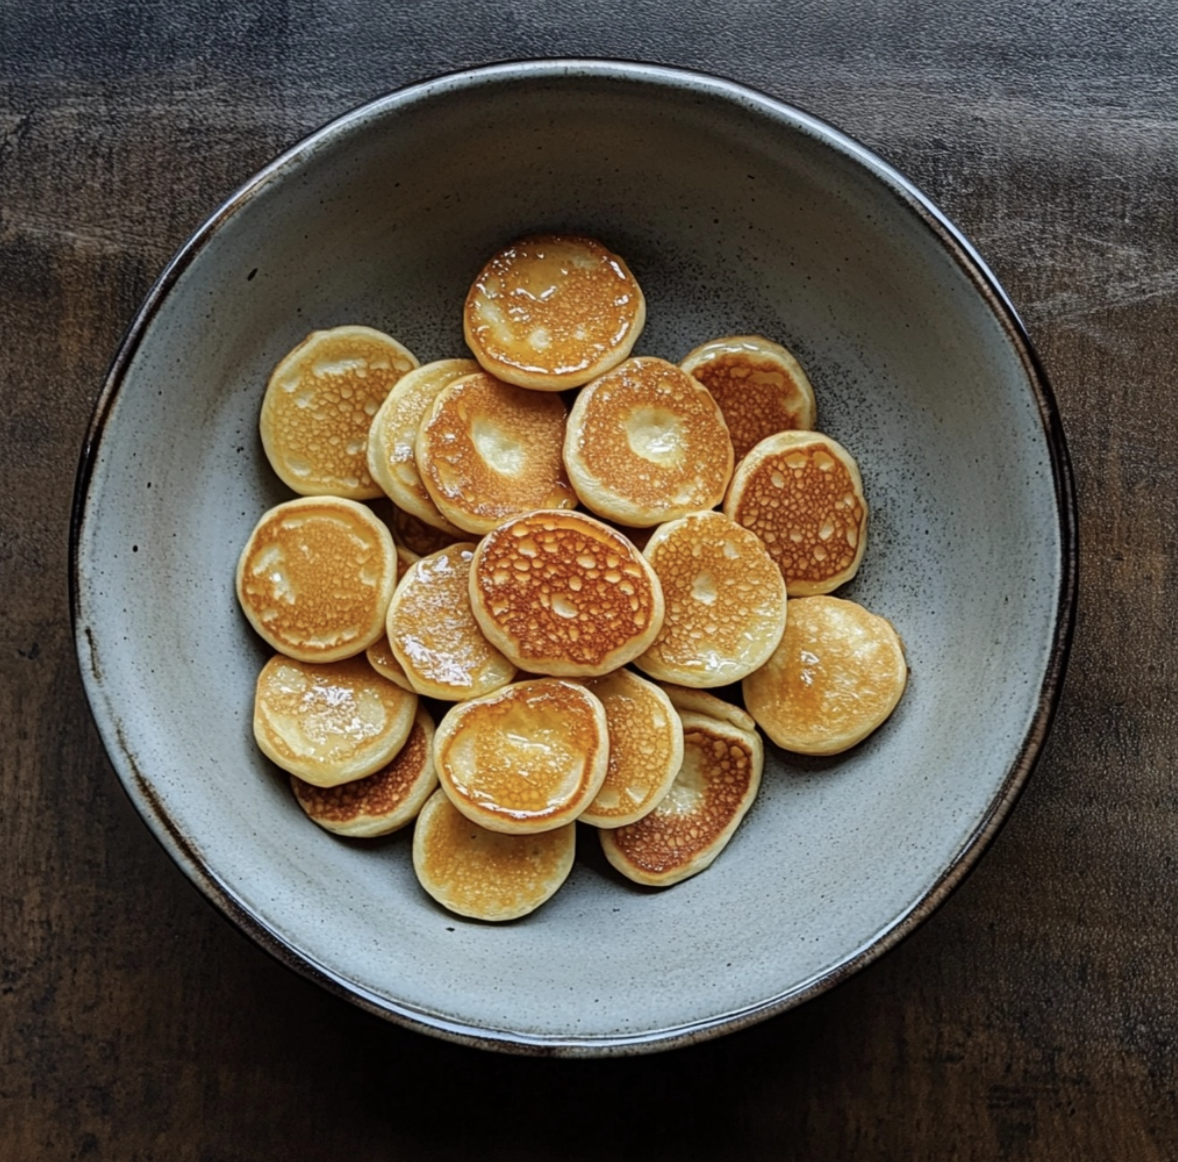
[3,3,1172,1157]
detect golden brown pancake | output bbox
[291,705,437,837]
[658,683,757,734]
[599,709,763,886]
[564,356,734,526]
[253,654,418,787]
[366,358,476,533]
[469,510,665,677]
[433,678,609,834]
[386,543,517,701]
[723,430,867,596]
[742,595,907,755]
[412,788,576,921]
[463,234,645,391]
[364,633,416,693]
[577,669,683,829]
[236,496,398,663]
[679,335,817,461]
[259,325,418,499]
[388,503,461,558]
[416,371,576,534]
[635,511,788,687]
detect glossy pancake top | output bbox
[463,235,645,390]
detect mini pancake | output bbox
[742,595,907,755]
[577,669,684,829]
[416,371,576,534]
[564,356,734,527]
[253,654,418,787]
[463,234,645,391]
[365,633,416,693]
[433,678,609,834]
[636,511,788,687]
[386,543,517,701]
[366,358,476,533]
[389,503,461,558]
[469,509,665,677]
[723,430,868,596]
[413,789,576,922]
[658,683,758,734]
[236,496,398,663]
[291,705,437,837]
[600,709,763,887]
[259,325,418,499]
[679,335,817,461]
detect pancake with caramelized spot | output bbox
[464,235,645,391]
[387,543,517,701]
[743,595,907,755]
[658,683,758,734]
[469,510,665,677]
[679,335,817,461]
[600,709,763,886]
[433,679,609,834]
[416,371,576,534]
[291,705,437,836]
[636,511,788,687]
[236,496,397,663]
[564,356,734,527]
[413,789,576,921]
[724,430,867,596]
[577,669,683,829]
[253,654,418,787]
[260,325,418,498]
[366,358,476,533]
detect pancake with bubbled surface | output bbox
[413,789,576,921]
[253,654,418,787]
[463,234,645,391]
[469,509,664,677]
[366,358,476,533]
[291,705,437,837]
[679,335,817,461]
[600,708,763,887]
[724,430,867,596]
[577,669,683,829]
[564,356,734,527]
[636,511,787,688]
[743,595,907,755]
[433,678,608,834]
[416,371,576,534]
[236,496,397,663]
[389,503,461,558]
[260,325,418,499]
[387,543,517,701]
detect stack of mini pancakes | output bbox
[235,235,907,921]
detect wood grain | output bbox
[4,1,1176,1157]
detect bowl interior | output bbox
[75,63,1067,1052]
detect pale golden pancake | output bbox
[564,356,734,526]
[236,496,397,663]
[389,503,461,558]
[600,709,763,886]
[413,788,576,921]
[658,683,758,734]
[636,511,788,687]
[416,371,576,534]
[463,234,645,391]
[742,595,907,755]
[679,335,817,461]
[469,510,665,677]
[386,543,517,701]
[366,358,476,533]
[253,654,418,787]
[433,678,609,834]
[577,669,684,829]
[364,633,416,693]
[723,430,867,596]
[291,705,437,837]
[259,325,418,499]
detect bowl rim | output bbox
[70,57,1078,1056]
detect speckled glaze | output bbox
[71,61,1076,1055]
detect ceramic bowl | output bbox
[72,60,1075,1054]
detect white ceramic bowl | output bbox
[72,61,1076,1054]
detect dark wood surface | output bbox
[3,2,1174,1157]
